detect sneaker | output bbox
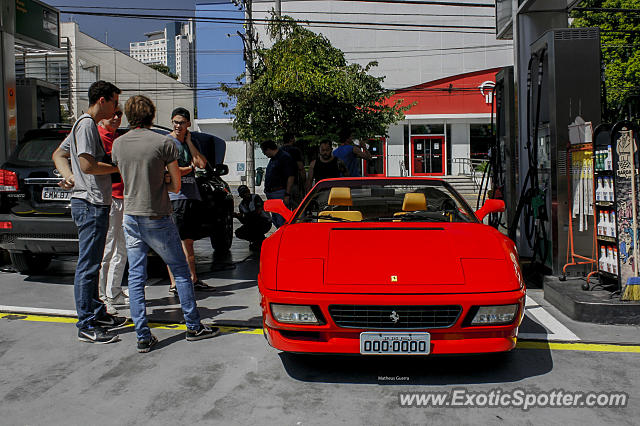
[122,288,129,298]
[78,327,119,344]
[104,301,119,316]
[108,293,129,306]
[95,314,129,331]
[186,324,220,341]
[137,335,158,353]
[193,280,216,292]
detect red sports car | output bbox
[260,177,525,355]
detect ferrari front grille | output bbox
[328,305,462,329]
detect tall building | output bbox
[129,21,197,88]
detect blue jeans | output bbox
[265,189,286,228]
[123,215,202,340]
[70,198,110,329]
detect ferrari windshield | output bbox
[293,179,477,224]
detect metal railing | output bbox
[450,158,489,191]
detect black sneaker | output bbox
[186,324,220,341]
[95,314,129,331]
[78,327,119,344]
[137,335,158,353]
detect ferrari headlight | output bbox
[471,304,518,325]
[271,304,320,324]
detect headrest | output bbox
[328,187,353,206]
[402,193,427,211]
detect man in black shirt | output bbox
[307,139,348,191]
[280,132,306,206]
[260,140,296,228]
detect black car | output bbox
[0,126,234,274]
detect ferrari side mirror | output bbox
[475,199,505,222]
[264,199,293,223]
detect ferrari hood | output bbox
[325,228,464,285]
[274,224,516,294]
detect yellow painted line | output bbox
[2,313,639,351]
[0,313,264,335]
[517,340,640,353]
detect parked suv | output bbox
[0,126,234,274]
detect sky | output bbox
[54,1,245,118]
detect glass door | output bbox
[411,136,445,176]
[364,138,386,176]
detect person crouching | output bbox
[234,185,272,251]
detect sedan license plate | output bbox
[360,332,430,355]
[42,187,72,201]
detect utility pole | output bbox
[243,0,256,192]
[275,0,281,17]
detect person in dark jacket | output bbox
[260,140,297,228]
[280,132,306,206]
[233,185,272,251]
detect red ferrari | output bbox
[260,177,525,355]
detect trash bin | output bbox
[255,167,264,187]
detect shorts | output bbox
[171,199,202,241]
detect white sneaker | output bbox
[105,301,119,315]
[121,288,129,298]
[108,293,129,306]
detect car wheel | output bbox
[9,252,52,275]
[212,207,233,253]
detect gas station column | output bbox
[0,0,16,164]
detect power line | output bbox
[201,0,494,6]
[573,7,640,13]
[58,10,495,32]
[57,4,495,18]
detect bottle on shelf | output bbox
[611,211,616,237]
[607,246,615,273]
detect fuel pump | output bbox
[508,28,602,277]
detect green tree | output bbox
[222,16,411,143]
[572,0,640,116]
[149,63,178,80]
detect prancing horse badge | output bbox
[391,275,398,282]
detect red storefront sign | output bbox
[387,68,501,115]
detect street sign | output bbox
[15,0,59,49]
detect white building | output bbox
[129,21,196,87]
[129,30,167,67]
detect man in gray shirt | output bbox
[53,80,127,344]
[111,95,219,353]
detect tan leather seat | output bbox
[319,187,362,222]
[327,187,353,206]
[394,193,427,220]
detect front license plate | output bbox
[360,332,430,355]
[42,187,72,201]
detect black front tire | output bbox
[212,207,234,253]
[9,252,52,275]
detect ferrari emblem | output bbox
[390,311,400,323]
[391,275,398,282]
